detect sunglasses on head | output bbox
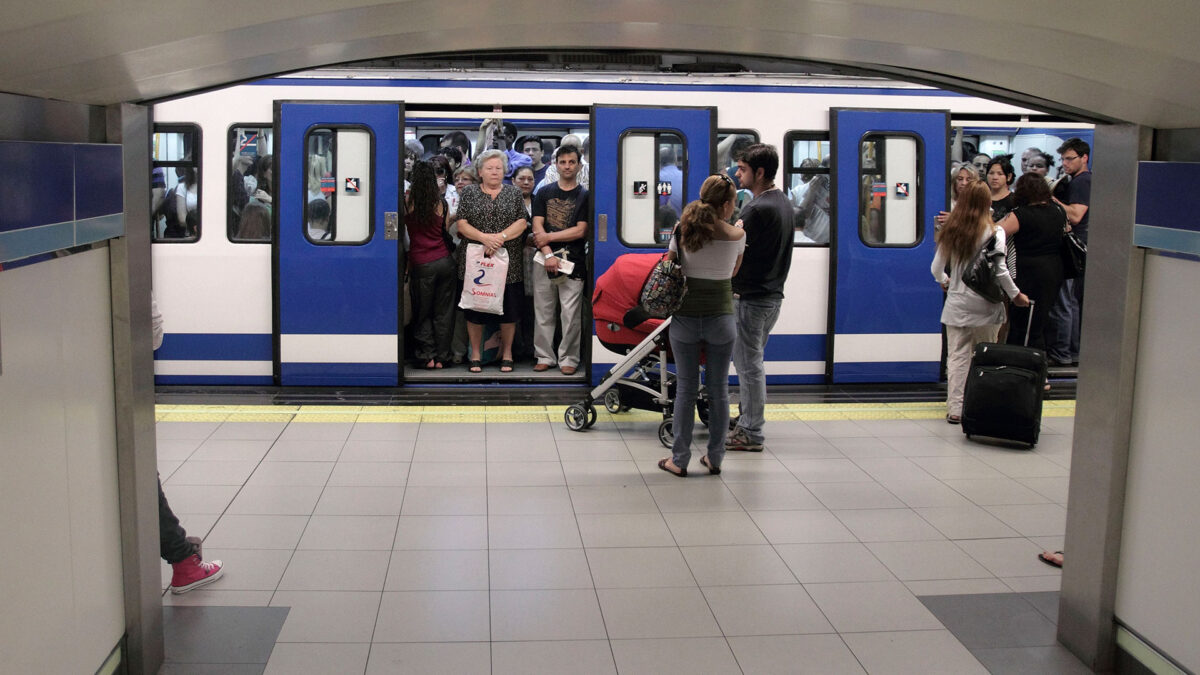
[711,173,734,187]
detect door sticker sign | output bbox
[633,181,648,196]
[895,182,909,198]
[345,177,361,193]
[657,181,672,196]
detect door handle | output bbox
[597,214,607,242]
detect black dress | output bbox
[1006,203,1065,349]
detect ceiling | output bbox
[1,1,1197,128]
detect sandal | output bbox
[499,359,514,373]
[946,414,961,425]
[657,458,687,478]
[1038,551,1063,568]
[468,359,482,373]
[699,455,721,475]
[424,359,437,370]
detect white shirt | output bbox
[669,236,745,280]
[931,225,1019,327]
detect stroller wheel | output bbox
[564,404,589,432]
[658,418,674,448]
[584,404,598,428]
[603,389,623,414]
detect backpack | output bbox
[962,231,1006,303]
[638,227,687,319]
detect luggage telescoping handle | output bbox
[1023,299,1034,347]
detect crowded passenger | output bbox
[429,154,459,221]
[657,174,745,477]
[933,182,1030,424]
[1020,146,1044,175]
[230,154,253,229]
[1046,137,1091,367]
[658,145,684,217]
[936,163,980,230]
[307,198,332,240]
[405,160,456,370]
[164,166,199,239]
[530,144,590,376]
[455,149,528,373]
[971,152,991,177]
[511,164,539,363]
[728,143,794,452]
[516,135,550,185]
[999,174,1066,358]
[536,133,590,191]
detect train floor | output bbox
[155,395,1087,674]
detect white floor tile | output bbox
[373,590,490,642]
[833,508,946,542]
[728,634,866,674]
[314,486,406,516]
[263,439,343,462]
[663,511,768,546]
[586,546,695,588]
[279,549,391,591]
[750,510,858,544]
[914,505,1022,540]
[491,589,608,641]
[400,486,488,516]
[489,514,582,549]
[576,513,676,548]
[487,486,573,514]
[393,515,488,550]
[804,581,943,633]
[611,637,740,675]
[226,484,323,515]
[327,462,411,487]
[843,629,988,675]
[297,515,399,550]
[568,484,659,514]
[955,538,1063,578]
[338,439,415,463]
[384,549,489,591]
[597,587,721,639]
[270,590,382,642]
[491,640,616,675]
[703,584,833,636]
[265,643,369,675]
[366,642,490,675]
[726,482,825,511]
[191,439,275,462]
[775,543,896,583]
[865,540,993,581]
[806,482,907,510]
[490,548,593,590]
[681,545,797,586]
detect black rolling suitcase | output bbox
[961,302,1046,448]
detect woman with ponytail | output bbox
[657,175,746,478]
[932,182,1029,424]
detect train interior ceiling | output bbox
[147,52,1093,389]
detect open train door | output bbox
[275,101,405,385]
[828,108,949,383]
[590,105,716,382]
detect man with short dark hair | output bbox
[1047,137,1091,366]
[530,145,589,375]
[517,135,549,186]
[727,143,794,452]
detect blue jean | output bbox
[669,314,736,471]
[1047,277,1083,363]
[732,297,782,443]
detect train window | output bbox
[151,124,201,243]
[784,132,831,245]
[303,127,373,245]
[859,134,922,247]
[228,125,273,243]
[717,130,759,223]
[619,131,686,247]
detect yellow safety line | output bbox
[156,400,1075,423]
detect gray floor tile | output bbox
[159,664,265,674]
[491,640,616,675]
[611,637,741,674]
[681,545,797,586]
[490,589,608,641]
[843,629,989,675]
[490,548,593,590]
[264,643,369,675]
[703,584,833,636]
[365,642,490,674]
[163,606,288,665]
[599,587,721,639]
[1021,591,1061,623]
[385,549,489,591]
[373,590,490,642]
[728,634,866,674]
[919,593,1057,648]
[970,645,1092,674]
[586,546,695,588]
[904,578,1013,596]
[162,590,275,607]
[278,549,391,591]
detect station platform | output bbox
[155,398,1085,674]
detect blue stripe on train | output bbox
[280,363,398,386]
[155,333,273,361]
[833,361,940,383]
[155,375,274,385]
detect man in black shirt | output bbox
[727,144,794,452]
[531,145,589,375]
[1047,137,1092,366]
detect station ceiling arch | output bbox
[0,1,1197,128]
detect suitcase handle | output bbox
[1023,299,1034,347]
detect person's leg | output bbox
[531,267,558,367]
[431,257,457,364]
[731,297,781,446]
[410,261,437,362]
[1046,280,1075,364]
[667,316,702,473]
[556,277,586,369]
[944,324,973,419]
[499,322,516,363]
[159,477,195,564]
[701,314,737,468]
[1069,275,1085,362]
[467,321,483,367]
[451,276,469,363]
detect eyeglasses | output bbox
[711,173,735,187]
[1061,154,1080,162]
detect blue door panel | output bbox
[277,102,402,386]
[830,109,948,383]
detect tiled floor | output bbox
[157,404,1082,674]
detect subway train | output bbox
[148,68,1093,388]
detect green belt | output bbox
[676,277,733,316]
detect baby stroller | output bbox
[563,253,709,448]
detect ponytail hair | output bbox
[679,174,735,252]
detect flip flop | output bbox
[1038,551,1063,568]
[699,455,721,475]
[499,359,514,373]
[657,458,686,478]
[468,359,482,374]
[946,414,961,425]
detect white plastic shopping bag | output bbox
[458,243,509,315]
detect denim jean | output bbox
[1047,277,1084,363]
[732,297,782,443]
[669,314,736,471]
[159,477,196,564]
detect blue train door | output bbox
[828,108,949,383]
[275,101,404,385]
[590,105,715,381]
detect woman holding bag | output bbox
[657,174,745,478]
[932,182,1029,425]
[455,150,528,373]
[998,174,1066,352]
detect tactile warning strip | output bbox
[155,400,1075,424]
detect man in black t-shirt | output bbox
[728,143,794,452]
[1047,137,1092,366]
[531,145,589,375]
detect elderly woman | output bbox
[455,149,528,373]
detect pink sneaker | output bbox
[170,554,224,594]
